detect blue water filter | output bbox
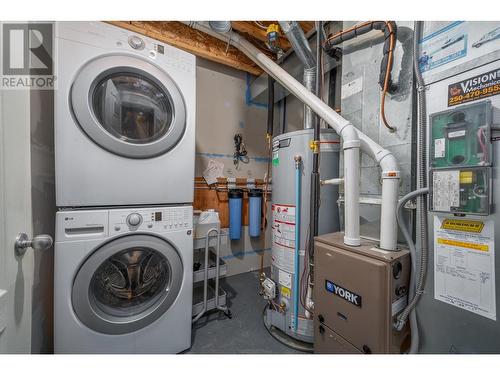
[248,189,262,237]
[228,189,243,240]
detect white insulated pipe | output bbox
[343,140,361,246]
[357,135,400,250]
[321,178,344,186]
[185,22,401,249]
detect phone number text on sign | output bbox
[448,68,500,107]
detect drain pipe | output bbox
[185,22,365,246]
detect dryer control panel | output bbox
[109,206,193,233]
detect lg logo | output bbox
[2,23,53,76]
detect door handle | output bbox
[15,233,53,257]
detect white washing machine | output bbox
[55,22,195,207]
[54,206,193,353]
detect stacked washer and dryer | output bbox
[53,22,196,353]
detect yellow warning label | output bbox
[441,219,484,233]
[281,286,291,298]
[437,238,489,252]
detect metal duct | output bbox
[208,21,231,33]
[302,67,316,130]
[280,21,317,130]
[279,21,316,69]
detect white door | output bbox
[0,87,49,353]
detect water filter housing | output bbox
[248,189,263,237]
[266,128,340,343]
[228,189,243,240]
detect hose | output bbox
[394,188,428,343]
[394,22,428,355]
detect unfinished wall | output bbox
[195,58,271,276]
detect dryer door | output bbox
[72,234,183,334]
[71,54,186,158]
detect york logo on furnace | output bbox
[325,280,362,307]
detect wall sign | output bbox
[434,216,496,320]
[448,67,500,106]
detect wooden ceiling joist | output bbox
[231,21,292,50]
[108,21,263,75]
[109,21,316,75]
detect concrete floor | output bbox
[185,270,302,354]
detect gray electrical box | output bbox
[314,232,411,354]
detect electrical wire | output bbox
[478,127,488,163]
[254,21,268,30]
[393,21,428,355]
[233,133,249,169]
[300,231,313,315]
[380,21,396,132]
[394,189,428,342]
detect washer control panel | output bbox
[109,206,193,233]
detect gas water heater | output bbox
[264,128,340,346]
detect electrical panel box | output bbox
[429,100,496,215]
[430,167,491,215]
[430,100,492,168]
[314,232,411,354]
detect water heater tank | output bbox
[266,128,340,345]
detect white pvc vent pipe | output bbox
[185,22,400,250]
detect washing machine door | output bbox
[70,54,186,158]
[72,234,183,335]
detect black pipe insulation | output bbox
[267,75,275,137]
[323,21,398,92]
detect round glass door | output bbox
[72,234,183,334]
[71,54,186,159]
[92,73,173,145]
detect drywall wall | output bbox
[196,58,270,178]
[195,58,271,275]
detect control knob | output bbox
[128,35,145,50]
[127,213,143,227]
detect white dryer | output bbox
[55,22,195,207]
[54,206,193,353]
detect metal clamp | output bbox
[15,233,53,257]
